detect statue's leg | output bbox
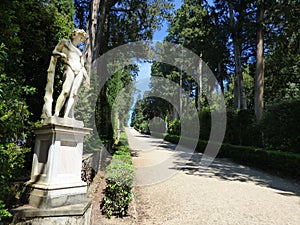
[64,72,83,118]
[54,68,74,117]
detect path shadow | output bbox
[171,152,300,197]
[130,149,139,157]
[134,135,151,138]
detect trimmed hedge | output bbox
[167,109,262,147]
[164,134,300,180]
[101,133,134,218]
[135,99,300,154]
[262,99,300,153]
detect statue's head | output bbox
[71,29,87,43]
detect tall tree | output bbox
[264,0,300,104]
[162,0,230,111]
[228,1,247,109]
[254,0,265,121]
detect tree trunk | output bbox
[218,61,224,95]
[84,0,100,71]
[229,2,247,110]
[196,55,203,111]
[255,1,265,121]
[94,0,110,57]
[185,91,189,115]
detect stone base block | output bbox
[12,200,92,225]
[23,183,87,209]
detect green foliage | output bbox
[224,110,261,147]
[262,99,300,153]
[95,64,137,143]
[198,110,211,140]
[139,121,150,134]
[167,119,181,136]
[0,200,11,222]
[0,144,30,199]
[168,109,261,147]
[80,0,173,143]
[149,117,166,137]
[0,74,34,143]
[131,97,151,131]
[0,44,32,220]
[0,143,30,221]
[264,0,300,104]
[0,44,35,142]
[101,133,134,218]
[0,0,74,121]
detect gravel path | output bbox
[125,127,300,225]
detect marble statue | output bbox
[41,29,89,119]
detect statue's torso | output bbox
[61,39,83,73]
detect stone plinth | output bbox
[12,118,92,224]
[25,121,91,209]
[12,201,92,225]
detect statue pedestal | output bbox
[13,118,93,224]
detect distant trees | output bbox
[149,0,298,117]
[74,0,174,141]
[131,0,300,148]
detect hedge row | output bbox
[100,133,134,218]
[164,134,300,180]
[262,99,300,152]
[167,99,300,153]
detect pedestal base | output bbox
[12,200,92,225]
[24,121,91,209]
[23,182,87,209]
[13,119,93,224]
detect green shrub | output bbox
[149,117,166,137]
[225,109,261,147]
[0,46,34,220]
[164,134,180,144]
[0,200,11,222]
[0,143,30,221]
[101,133,134,218]
[167,119,180,135]
[198,110,211,140]
[262,99,300,153]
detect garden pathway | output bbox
[125,127,300,225]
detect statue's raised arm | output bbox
[41,29,88,120]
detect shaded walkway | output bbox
[126,127,300,225]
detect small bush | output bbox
[167,119,180,135]
[225,109,261,147]
[101,133,134,218]
[0,200,11,222]
[0,143,30,221]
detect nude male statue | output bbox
[41,29,89,119]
